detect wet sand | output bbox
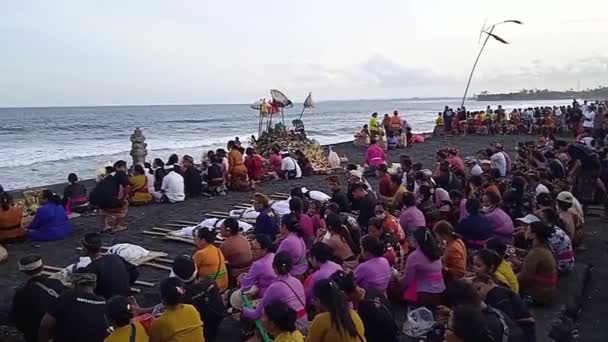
[0,133,583,341]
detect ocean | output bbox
[0,98,572,189]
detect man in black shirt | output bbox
[327,176,350,212]
[11,255,66,342]
[78,233,138,299]
[182,155,202,198]
[331,270,398,342]
[90,160,131,232]
[350,183,376,232]
[442,280,525,342]
[38,273,108,342]
[172,255,226,341]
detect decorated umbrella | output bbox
[298,92,314,120]
[270,89,293,125]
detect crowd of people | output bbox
[436,100,608,139]
[3,101,607,342]
[0,136,321,239]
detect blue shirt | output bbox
[455,213,492,250]
[29,203,71,241]
[254,207,278,240]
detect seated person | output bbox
[517,222,558,305]
[332,271,398,342]
[252,193,279,241]
[294,150,314,177]
[204,155,227,195]
[241,252,307,327]
[62,173,88,213]
[172,255,226,341]
[128,165,153,205]
[306,243,344,300]
[193,227,229,292]
[38,273,108,342]
[263,301,305,342]
[105,296,149,342]
[219,218,253,285]
[0,190,25,240]
[149,278,205,341]
[12,255,66,342]
[279,151,302,180]
[354,235,391,293]
[181,155,202,198]
[153,165,185,203]
[244,148,266,182]
[27,190,71,241]
[232,234,277,301]
[78,233,138,299]
[473,273,535,342]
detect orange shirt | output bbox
[193,244,228,292]
[390,116,402,129]
[228,149,246,175]
[443,238,467,281]
[0,206,25,240]
[485,184,502,199]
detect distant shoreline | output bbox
[476,86,608,102]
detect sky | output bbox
[1,0,607,107]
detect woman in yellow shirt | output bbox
[193,227,229,292]
[307,279,366,342]
[105,296,149,342]
[263,300,304,342]
[486,237,519,293]
[472,248,519,293]
[150,278,205,342]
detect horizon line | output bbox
[0,96,465,110]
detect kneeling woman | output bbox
[193,227,229,292]
[149,278,204,341]
[518,221,558,305]
[354,235,391,293]
[400,228,445,308]
[276,214,309,277]
[307,279,366,342]
[27,190,71,241]
[242,251,308,331]
[129,165,153,205]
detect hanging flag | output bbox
[303,92,314,109]
[250,99,263,110]
[270,89,293,108]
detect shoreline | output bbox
[5,139,357,197]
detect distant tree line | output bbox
[476,86,608,101]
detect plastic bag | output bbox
[402,307,434,337]
[328,146,340,169]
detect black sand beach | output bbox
[1,134,603,341]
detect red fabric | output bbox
[378,173,393,197]
[245,155,265,181]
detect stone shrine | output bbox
[130,127,148,165]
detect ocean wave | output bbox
[0,133,258,168]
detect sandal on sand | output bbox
[111,226,128,234]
